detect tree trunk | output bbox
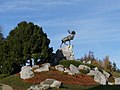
[30,59,32,67]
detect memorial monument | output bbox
[51,30,76,65]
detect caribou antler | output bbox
[68,30,71,34]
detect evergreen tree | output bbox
[0,21,53,74]
[103,56,112,71]
[112,61,117,72]
[7,21,52,66]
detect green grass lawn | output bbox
[0,74,32,90]
[0,74,120,90]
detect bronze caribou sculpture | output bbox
[60,30,76,47]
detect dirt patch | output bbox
[21,70,97,86]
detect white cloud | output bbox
[0,0,84,12]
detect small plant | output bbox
[50,66,56,71]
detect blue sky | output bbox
[0,0,120,68]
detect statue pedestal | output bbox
[57,45,75,60]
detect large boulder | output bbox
[41,79,61,88]
[64,68,75,75]
[20,66,34,79]
[94,69,107,85]
[42,63,51,67]
[78,65,91,71]
[32,65,39,69]
[69,64,80,75]
[103,70,110,79]
[34,63,50,72]
[87,70,96,76]
[87,68,107,85]
[28,79,61,90]
[29,84,49,90]
[55,65,64,72]
[115,78,120,85]
[57,45,75,60]
[50,80,62,88]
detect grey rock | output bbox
[20,66,34,79]
[29,85,41,90]
[58,45,75,60]
[108,82,114,85]
[83,61,86,63]
[42,84,50,90]
[64,68,71,73]
[69,64,80,75]
[55,65,64,72]
[87,70,96,76]
[64,68,75,75]
[50,80,62,88]
[78,65,91,71]
[86,61,91,64]
[41,79,55,85]
[41,79,61,88]
[103,70,110,79]
[94,67,99,71]
[32,65,39,69]
[87,69,107,85]
[42,63,51,67]
[34,63,50,72]
[28,79,61,90]
[115,78,120,85]
[94,69,107,85]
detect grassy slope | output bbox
[0,74,32,90]
[0,74,97,90]
[0,74,120,90]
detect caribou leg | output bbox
[69,40,71,45]
[64,42,68,46]
[60,42,63,47]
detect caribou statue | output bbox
[60,30,76,47]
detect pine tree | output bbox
[103,56,112,71]
[0,21,53,74]
[112,61,117,72]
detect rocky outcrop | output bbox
[56,45,75,60]
[34,63,50,72]
[28,79,62,90]
[20,66,34,79]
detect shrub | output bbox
[59,60,82,68]
[108,76,115,83]
[80,69,90,74]
[84,64,96,69]
[50,66,56,71]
